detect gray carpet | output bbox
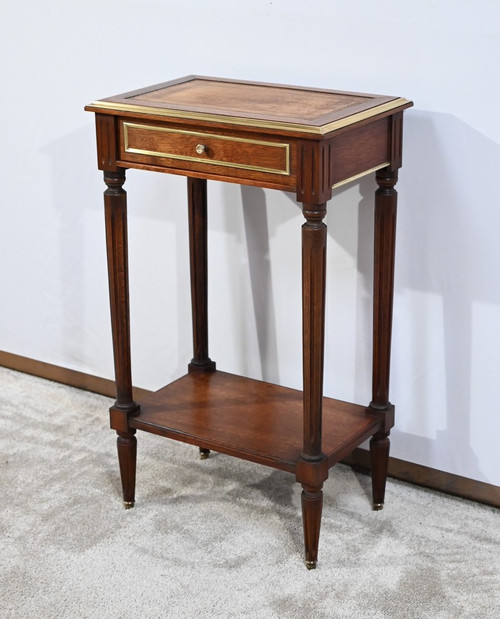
[1,367,498,618]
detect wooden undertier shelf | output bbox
[130,371,382,474]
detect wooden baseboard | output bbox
[343,449,499,509]
[1,350,498,508]
[0,351,150,402]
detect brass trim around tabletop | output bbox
[89,98,411,136]
[123,122,291,176]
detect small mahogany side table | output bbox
[86,76,412,569]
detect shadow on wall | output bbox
[40,126,107,372]
[43,126,191,386]
[45,113,500,485]
[390,111,500,484]
[241,187,281,384]
[236,111,500,485]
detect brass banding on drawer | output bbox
[122,122,291,176]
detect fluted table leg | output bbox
[104,169,139,507]
[369,168,398,510]
[299,202,328,569]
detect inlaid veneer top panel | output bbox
[86,76,412,136]
[136,79,367,121]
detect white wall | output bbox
[1,1,499,486]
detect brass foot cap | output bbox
[199,449,210,460]
[123,501,135,509]
[373,503,384,511]
[305,560,317,570]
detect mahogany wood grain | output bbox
[187,176,215,459]
[368,168,399,508]
[370,432,390,509]
[120,121,291,177]
[103,169,140,507]
[187,178,215,374]
[297,142,334,203]
[103,170,136,416]
[115,159,296,193]
[87,78,411,191]
[95,114,119,171]
[301,204,328,459]
[129,371,382,472]
[116,430,137,508]
[300,199,329,566]
[87,77,412,568]
[301,485,323,569]
[329,117,390,186]
[4,350,496,508]
[134,78,368,123]
[91,75,403,131]
[370,168,398,410]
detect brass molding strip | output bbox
[321,99,410,134]
[123,122,290,176]
[88,98,411,136]
[332,162,390,189]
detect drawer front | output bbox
[120,121,291,178]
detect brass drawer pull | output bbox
[195,144,206,155]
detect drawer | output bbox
[120,121,291,178]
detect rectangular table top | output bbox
[86,75,411,136]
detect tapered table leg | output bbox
[104,169,139,508]
[117,431,137,508]
[370,432,390,509]
[299,202,328,568]
[302,485,323,569]
[369,167,398,510]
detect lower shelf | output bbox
[130,370,382,473]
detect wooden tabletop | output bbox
[86,75,411,136]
